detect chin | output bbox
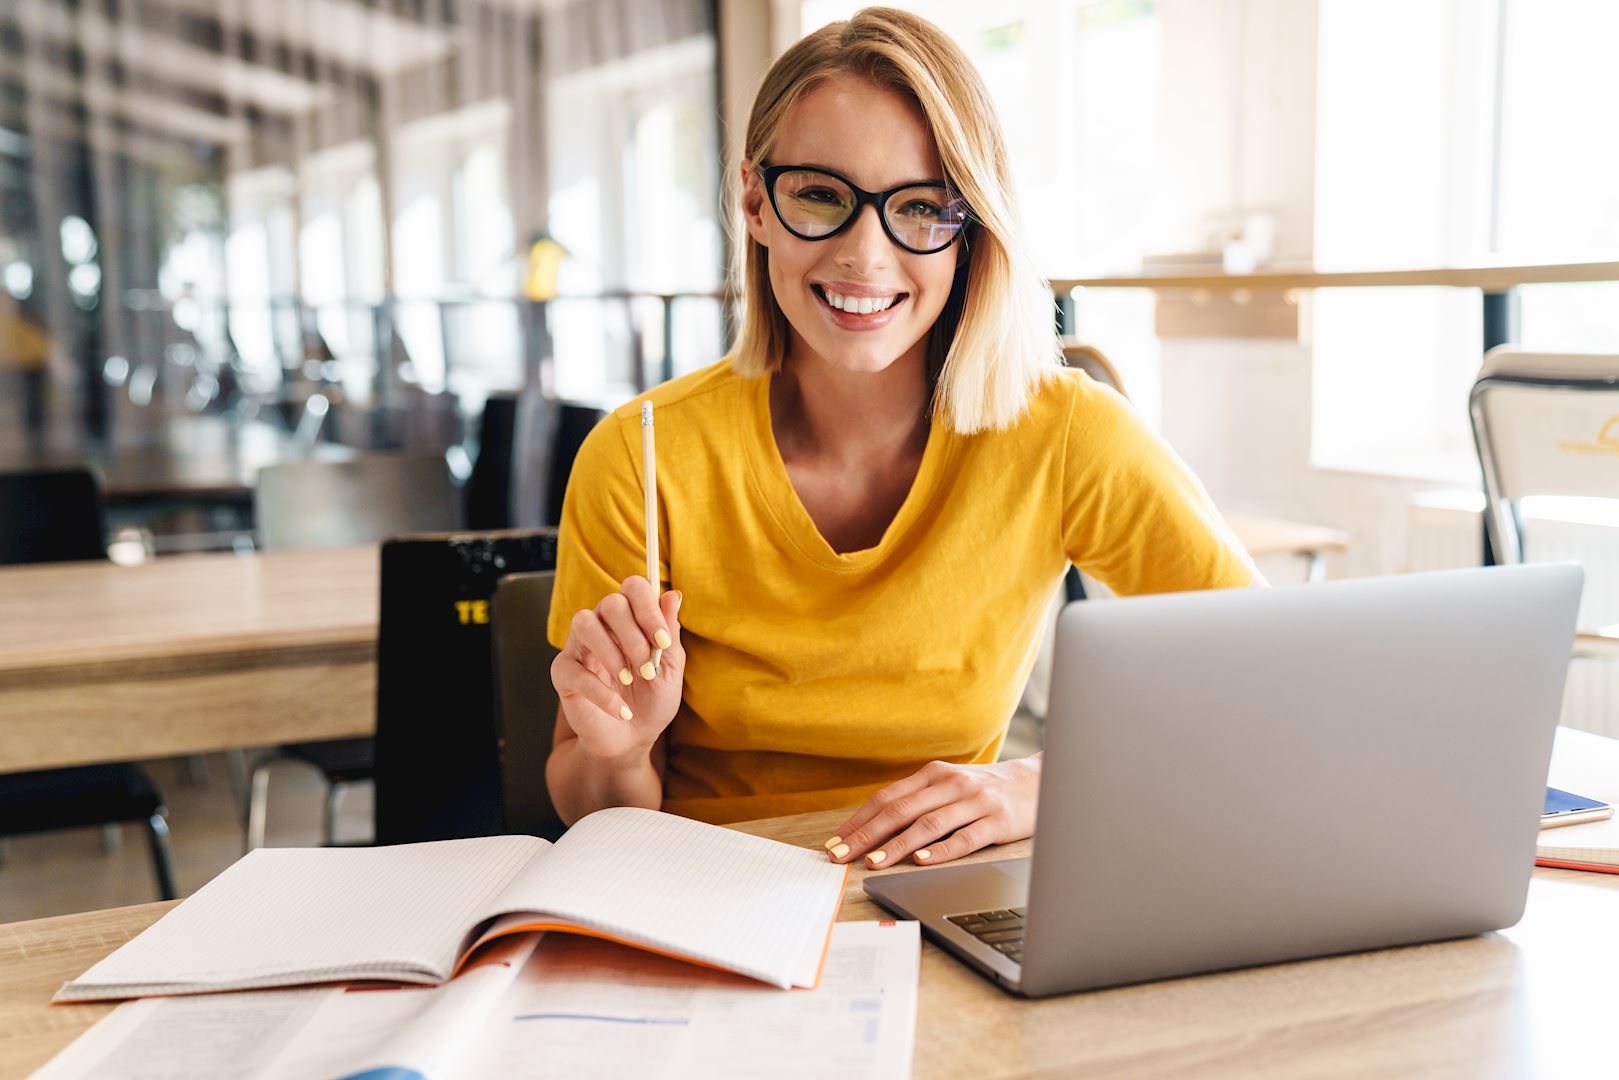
[822,347,904,374]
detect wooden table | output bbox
[0,547,377,775]
[4,804,1617,1076]
[1225,512,1349,582]
[1576,630,1619,660]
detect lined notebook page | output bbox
[483,807,846,988]
[57,835,547,1002]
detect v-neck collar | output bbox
[741,368,954,572]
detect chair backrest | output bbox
[1470,347,1619,564]
[0,467,107,565]
[1061,340,1127,398]
[466,395,605,531]
[466,394,520,529]
[373,528,559,844]
[491,571,566,839]
[254,453,461,550]
[544,403,607,527]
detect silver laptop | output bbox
[865,564,1582,997]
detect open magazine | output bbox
[35,923,920,1080]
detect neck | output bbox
[771,338,931,468]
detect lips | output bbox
[811,284,909,330]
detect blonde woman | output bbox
[546,8,1257,870]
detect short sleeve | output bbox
[1061,375,1256,596]
[547,414,649,649]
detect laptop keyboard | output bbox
[947,908,1026,964]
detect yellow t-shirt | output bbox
[548,359,1255,824]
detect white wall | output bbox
[1151,0,1477,583]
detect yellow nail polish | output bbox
[639,661,657,680]
[618,668,633,685]
[823,836,842,850]
[915,849,931,862]
[619,705,633,721]
[867,851,887,867]
[655,629,672,649]
[830,843,850,860]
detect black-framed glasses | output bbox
[759,163,971,255]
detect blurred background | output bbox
[2,0,1616,558]
[2,0,1618,915]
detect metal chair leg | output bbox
[224,749,249,817]
[145,812,178,900]
[323,782,344,847]
[247,761,273,850]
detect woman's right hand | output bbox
[551,576,684,765]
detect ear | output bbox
[739,159,771,249]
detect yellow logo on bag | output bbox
[454,600,490,625]
[1559,415,1619,456]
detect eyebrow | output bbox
[787,161,949,189]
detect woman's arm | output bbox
[545,578,683,824]
[546,704,667,823]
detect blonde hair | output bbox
[726,7,1060,434]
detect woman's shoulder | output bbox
[601,357,750,429]
[995,364,1131,443]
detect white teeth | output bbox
[822,288,899,314]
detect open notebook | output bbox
[55,808,847,1002]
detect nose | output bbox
[832,202,891,274]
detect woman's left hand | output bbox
[824,756,1041,870]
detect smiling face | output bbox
[742,73,961,377]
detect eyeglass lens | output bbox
[772,169,966,253]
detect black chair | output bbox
[0,467,106,564]
[545,403,607,527]
[491,571,566,840]
[465,394,605,530]
[0,467,178,900]
[465,395,521,529]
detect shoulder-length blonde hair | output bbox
[726,7,1060,435]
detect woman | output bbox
[545,8,1257,871]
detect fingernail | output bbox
[915,849,931,862]
[673,591,683,613]
[823,836,842,850]
[866,851,887,867]
[619,705,633,721]
[654,629,672,650]
[639,661,657,680]
[618,668,633,686]
[830,843,850,860]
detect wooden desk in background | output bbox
[0,547,377,775]
[1052,258,1619,345]
[1,797,1615,1079]
[0,415,356,509]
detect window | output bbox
[545,35,722,404]
[1313,0,1619,480]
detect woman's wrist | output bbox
[576,733,659,773]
